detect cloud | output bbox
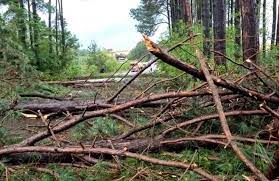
[62,0,148,50]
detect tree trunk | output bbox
[271,0,277,48]
[31,0,39,66]
[202,0,212,58]
[18,0,27,48]
[256,0,260,51]
[230,0,234,25]
[276,5,279,45]
[48,0,53,55]
[167,0,172,34]
[213,0,226,65]
[182,0,192,27]
[26,0,33,49]
[58,0,65,55]
[234,0,241,59]
[227,0,230,27]
[190,0,193,22]
[262,0,266,57]
[55,0,59,55]
[196,0,202,23]
[240,0,258,64]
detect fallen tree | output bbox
[1,36,279,180]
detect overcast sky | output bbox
[62,0,166,51]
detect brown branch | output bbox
[246,59,279,88]
[0,146,218,181]
[260,103,279,119]
[161,135,279,146]
[212,50,251,70]
[106,58,130,83]
[110,114,134,128]
[117,112,182,140]
[135,73,186,99]
[195,48,268,181]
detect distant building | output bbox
[110,50,130,62]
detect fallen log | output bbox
[15,90,230,146]
[3,136,278,165]
[45,78,122,86]
[14,99,170,114]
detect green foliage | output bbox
[158,22,203,76]
[130,0,166,36]
[80,163,115,181]
[0,0,79,73]
[128,41,149,60]
[0,125,23,146]
[85,42,121,73]
[70,117,120,141]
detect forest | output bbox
[0,0,279,180]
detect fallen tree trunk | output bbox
[15,90,232,146]
[45,78,121,86]
[14,99,170,114]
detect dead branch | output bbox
[0,146,218,180]
[260,103,279,119]
[110,114,134,128]
[135,73,186,99]
[160,110,267,138]
[195,48,268,181]
[161,135,279,146]
[246,59,279,87]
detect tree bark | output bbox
[17,0,27,48]
[240,0,259,64]
[182,0,192,27]
[227,0,230,27]
[26,0,33,49]
[213,0,226,65]
[276,5,279,45]
[196,0,202,23]
[31,0,39,66]
[234,0,241,59]
[230,0,234,25]
[55,0,59,55]
[48,0,53,55]
[271,0,277,48]
[262,0,266,57]
[58,0,65,55]
[202,0,212,58]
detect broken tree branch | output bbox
[143,35,279,104]
[0,146,218,180]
